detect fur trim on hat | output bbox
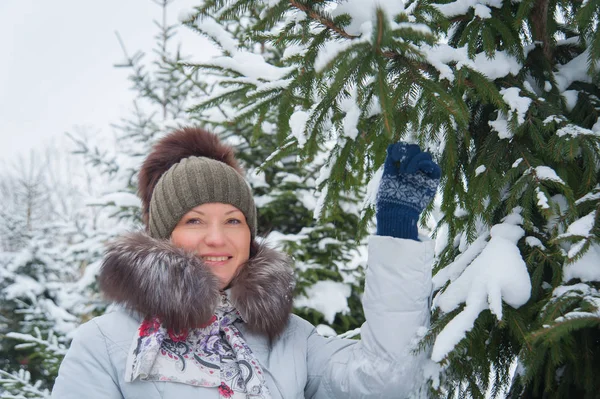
[138,127,244,226]
[98,231,295,338]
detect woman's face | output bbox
[171,202,251,289]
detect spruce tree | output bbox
[0,148,98,398]
[180,1,368,334]
[0,1,199,395]
[182,0,600,397]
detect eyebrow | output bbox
[189,209,241,216]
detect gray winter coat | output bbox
[52,235,433,398]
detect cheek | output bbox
[238,234,251,258]
[171,231,200,252]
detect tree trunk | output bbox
[531,0,552,62]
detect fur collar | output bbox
[98,231,295,338]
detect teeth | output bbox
[203,256,228,262]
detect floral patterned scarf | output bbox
[124,292,271,398]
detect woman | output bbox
[51,127,440,398]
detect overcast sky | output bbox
[0,0,215,164]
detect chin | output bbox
[218,278,232,290]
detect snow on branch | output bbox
[204,53,295,82]
[0,369,50,399]
[525,166,566,185]
[194,16,238,54]
[433,0,503,18]
[6,328,68,357]
[421,44,522,82]
[500,87,531,125]
[431,208,531,362]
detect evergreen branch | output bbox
[176,65,232,120]
[0,369,49,398]
[528,315,600,342]
[514,316,533,352]
[288,0,359,39]
[6,331,67,357]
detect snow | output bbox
[195,17,238,54]
[553,282,596,298]
[315,39,360,73]
[431,208,531,361]
[555,50,596,92]
[473,4,492,19]
[556,124,599,138]
[6,329,68,356]
[253,193,276,208]
[489,113,511,139]
[551,284,600,324]
[282,44,308,60]
[362,164,384,213]
[525,236,545,249]
[475,165,486,176]
[529,166,565,185]
[433,233,489,291]
[562,90,579,112]
[434,223,449,257]
[3,275,45,302]
[39,298,78,335]
[329,0,406,37]
[473,51,522,80]
[296,189,319,211]
[434,0,503,18]
[264,230,309,246]
[340,87,362,140]
[318,237,342,251]
[177,7,197,24]
[422,45,522,82]
[294,280,352,323]
[576,190,600,205]
[563,244,600,282]
[206,52,294,82]
[313,141,337,219]
[512,158,523,168]
[312,0,436,71]
[593,117,600,133]
[543,115,563,125]
[313,184,329,220]
[289,110,310,148]
[500,87,532,125]
[564,211,596,238]
[536,187,550,209]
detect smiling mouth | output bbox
[203,256,229,262]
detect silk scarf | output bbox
[125,293,271,398]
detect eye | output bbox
[226,218,242,225]
[185,218,203,225]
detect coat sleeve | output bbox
[304,235,433,399]
[51,319,123,399]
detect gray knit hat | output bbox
[138,127,257,240]
[148,156,257,239]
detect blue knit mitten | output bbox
[376,143,441,240]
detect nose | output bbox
[203,224,226,246]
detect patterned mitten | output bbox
[376,143,441,240]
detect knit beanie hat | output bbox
[138,127,257,240]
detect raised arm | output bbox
[305,143,440,398]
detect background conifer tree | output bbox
[182,0,600,397]
[0,1,199,396]
[180,2,368,334]
[0,147,101,397]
